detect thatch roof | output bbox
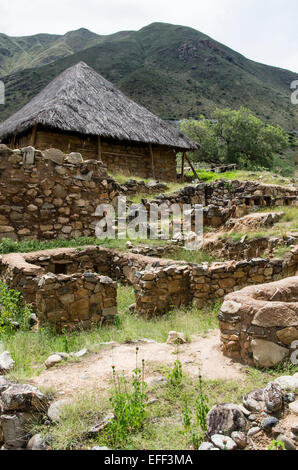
[0,62,197,150]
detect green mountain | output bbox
[0,22,297,130]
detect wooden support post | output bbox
[30,124,37,147]
[149,143,155,180]
[181,152,185,183]
[97,135,103,161]
[10,135,15,149]
[184,153,200,181]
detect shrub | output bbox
[103,348,148,447]
[0,281,33,335]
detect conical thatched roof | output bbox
[0,62,197,150]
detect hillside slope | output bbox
[0,22,297,129]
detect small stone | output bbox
[231,431,247,449]
[73,348,88,358]
[92,446,110,450]
[0,351,15,374]
[199,442,216,450]
[87,413,115,435]
[220,300,242,315]
[283,392,295,403]
[271,425,286,438]
[26,434,46,450]
[167,331,186,345]
[276,434,296,451]
[146,377,168,386]
[248,414,257,422]
[65,153,83,165]
[289,400,298,415]
[291,424,298,435]
[247,426,261,437]
[55,352,70,360]
[45,354,64,368]
[129,303,136,313]
[47,399,70,422]
[261,417,279,431]
[274,376,298,392]
[211,434,237,450]
[243,388,266,412]
[264,382,283,413]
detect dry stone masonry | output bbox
[219,276,298,367]
[0,245,297,327]
[0,144,120,241]
[36,272,117,332]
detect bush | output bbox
[103,348,148,447]
[0,281,33,335]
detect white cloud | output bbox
[0,0,297,72]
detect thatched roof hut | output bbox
[0,62,197,180]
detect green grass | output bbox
[192,169,296,186]
[3,285,219,382]
[30,356,298,450]
[0,236,169,255]
[220,206,298,243]
[162,248,220,264]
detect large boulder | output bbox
[0,351,15,374]
[206,404,247,437]
[0,384,48,413]
[43,148,65,165]
[0,413,32,449]
[251,339,288,368]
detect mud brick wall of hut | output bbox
[12,128,178,181]
[0,145,119,241]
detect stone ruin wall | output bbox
[145,180,298,229]
[0,144,121,241]
[136,247,298,315]
[152,180,298,208]
[36,273,117,333]
[218,276,298,368]
[1,245,297,330]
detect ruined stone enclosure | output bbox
[0,244,297,332]
[219,276,298,368]
[0,143,297,357]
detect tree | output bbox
[180,117,223,163]
[212,107,289,167]
[180,107,289,168]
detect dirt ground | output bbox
[30,330,245,397]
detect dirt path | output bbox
[30,330,245,397]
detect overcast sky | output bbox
[1,0,297,72]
